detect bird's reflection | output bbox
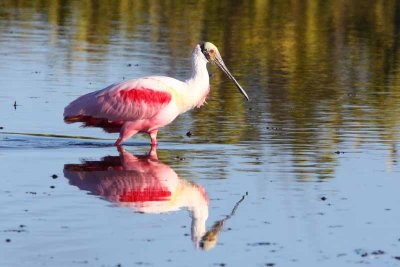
[64,147,209,247]
[63,147,246,249]
[200,192,248,250]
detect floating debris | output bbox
[371,250,385,255]
[247,242,272,246]
[355,249,368,257]
[175,156,185,161]
[4,228,26,233]
[186,131,192,137]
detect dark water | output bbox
[1,1,400,266]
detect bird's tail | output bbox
[64,115,123,133]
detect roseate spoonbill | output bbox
[64,147,209,247]
[64,42,249,146]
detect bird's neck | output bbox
[181,53,210,112]
[176,180,208,246]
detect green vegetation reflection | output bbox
[1,0,399,179]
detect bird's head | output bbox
[200,42,249,101]
[200,42,219,62]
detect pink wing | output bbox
[64,79,172,132]
[64,156,173,202]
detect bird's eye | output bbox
[209,49,215,54]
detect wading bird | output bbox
[64,42,249,146]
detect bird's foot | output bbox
[115,138,122,146]
[116,145,125,153]
[148,144,158,160]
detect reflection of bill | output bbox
[200,193,247,251]
[63,147,209,247]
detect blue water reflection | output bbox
[1,1,400,266]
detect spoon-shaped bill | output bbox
[214,56,249,101]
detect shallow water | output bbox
[1,1,400,266]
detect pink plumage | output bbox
[64,42,249,146]
[64,147,209,247]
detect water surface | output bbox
[1,1,400,266]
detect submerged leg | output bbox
[149,129,158,146]
[115,122,138,146]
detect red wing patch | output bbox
[63,88,172,130]
[119,88,172,105]
[119,188,172,202]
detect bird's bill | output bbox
[214,56,249,101]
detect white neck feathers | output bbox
[180,45,210,112]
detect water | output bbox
[1,1,400,266]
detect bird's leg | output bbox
[149,130,158,146]
[115,122,138,146]
[115,138,123,146]
[116,144,125,153]
[148,145,158,161]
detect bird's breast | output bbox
[195,85,210,108]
